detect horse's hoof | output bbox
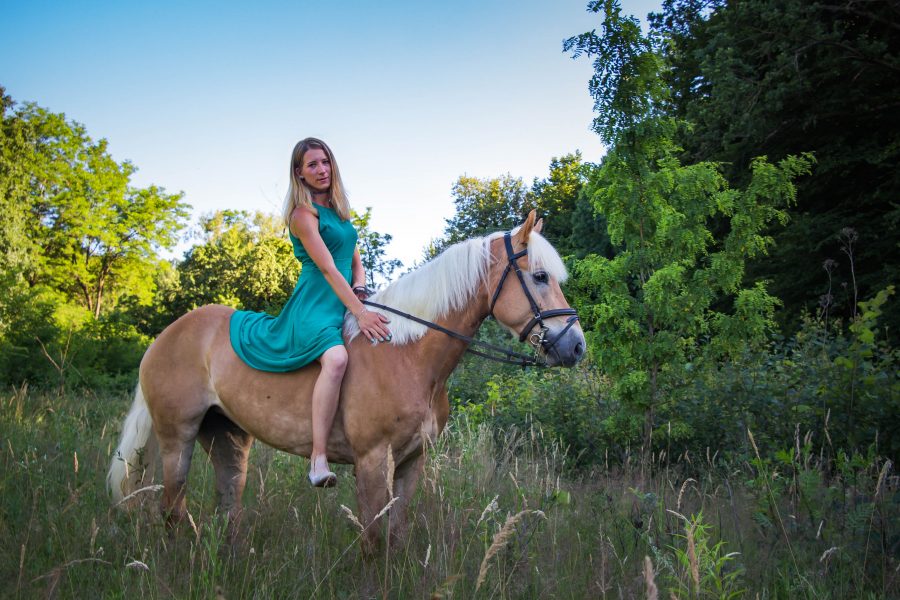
[308,470,337,488]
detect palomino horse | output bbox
[107,211,585,550]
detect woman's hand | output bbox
[355,309,391,344]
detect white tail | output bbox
[107,383,157,504]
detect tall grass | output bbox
[1,386,896,598]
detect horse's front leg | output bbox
[354,449,392,556]
[388,452,425,547]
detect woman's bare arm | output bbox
[291,206,390,340]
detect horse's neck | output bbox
[413,296,489,384]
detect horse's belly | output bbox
[210,347,354,462]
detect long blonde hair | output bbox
[281,137,351,226]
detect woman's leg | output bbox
[310,344,348,485]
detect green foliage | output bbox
[573,147,812,455]
[169,210,299,317]
[531,152,613,259]
[0,93,189,318]
[0,89,188,389]
[2,388,896,598]
[647,0,900,334]
[434,174,534,257]
[564,0,669,145]
[352,207,402,287]
[457,366,616,468]
[667,512,746,599]
[566,1,816,460]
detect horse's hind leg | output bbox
[197,408,254,529]
[157,425,200,528]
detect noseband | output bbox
[488,232,579,353]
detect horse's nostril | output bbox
[574,342,584,357]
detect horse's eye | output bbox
[533,271,549,285]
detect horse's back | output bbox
[140,305,235,430]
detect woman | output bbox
[230,137,391,487]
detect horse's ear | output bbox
[514,210,538,245]
[534,217,543,234]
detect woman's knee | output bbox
[320,346,348,378]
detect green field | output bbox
[1,386,896,599]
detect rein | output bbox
[361,231,579,368]
[362,299,545,367]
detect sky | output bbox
[1,0,661,269]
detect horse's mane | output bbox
[344,229,568,345]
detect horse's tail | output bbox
[107,382,158,506]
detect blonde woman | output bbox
[230,137,391,486]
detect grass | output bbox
[0,385,897,598]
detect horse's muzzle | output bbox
[541,324,586,367]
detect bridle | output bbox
[488,232,579,353]
[362,230,579,367]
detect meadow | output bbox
[1,385,896,599]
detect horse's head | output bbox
[486,211,586,367]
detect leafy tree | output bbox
[0,89,41,291]
[438,174,533,252]
[567,1,813,462]
[0,90,188,388]
[647,0,900,334]
[352,207,402,287]
[0,93,189,317]
[171,210,299,316]
[531,152,612,259]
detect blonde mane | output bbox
[344,230,568,345]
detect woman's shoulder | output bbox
[289,204,320,238]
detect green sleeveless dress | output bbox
[229,204,358,372]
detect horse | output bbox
[107,210,585,551]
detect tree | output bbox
[171,210,299,316]
[439,174,533,251]
[531,152,612,258]
[352,207,402,287]
[0,89,188,387]
[0,95,189,317]
[647,0,900,333]
[566,1,813,464]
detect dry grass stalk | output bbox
[677,478,697,512]
[187,511,201,544]
[819,546,839,563]
[17,543,25,593]
[33,557,113,582]
[686,523,700,595]
[89,518,98,556]
[340,504,364,532]
[666,508,688,521]
[111,484,164,508]
[863,458,893,576]
[477,495,499,526]
[643,555,658,600]
[125,560,150,572]
[372,496,399,523]
[475,509,546,591]
[874,459,892,501]
[386,444,395,498]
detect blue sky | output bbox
[1,0,661,268]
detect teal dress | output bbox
[229,205,358,372]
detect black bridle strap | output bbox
[361,300,544,367]
[490,232,579,344]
